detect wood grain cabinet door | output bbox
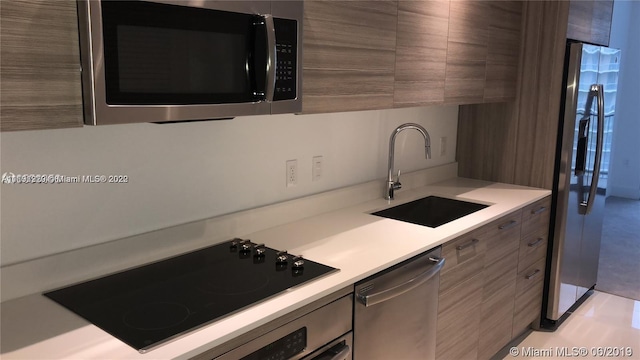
[484,1,523,102]
[393,0,449,107]
[0,0,83,131]
[444,0,490,105]
[567,0,613,46]
[477,211,522,360]
[302,1,398,114]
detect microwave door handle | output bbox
[264,15,276,102]
[581,84,605,215]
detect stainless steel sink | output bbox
[371,196,488,228]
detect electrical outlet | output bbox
[440,137,447,157]
[286,159,298,187]
[312,156,323,181]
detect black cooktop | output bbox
[44,239,337,352]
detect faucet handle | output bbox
[393,169,402,190]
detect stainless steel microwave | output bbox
[77,0,303,125]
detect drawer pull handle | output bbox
[531,206,547,215]
[525,269,541,280]
[456,238,479,251]
[527,237,544,247]
[499,220,518,230]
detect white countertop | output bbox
[0,177,550,359]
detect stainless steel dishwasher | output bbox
[353,247,444,360]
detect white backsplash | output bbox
[0,163,458,302]
[0,105,458,268]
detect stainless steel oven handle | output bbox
[264,14,276,102]
[312,343,350,360]
[356,257,445,307]
[581,84,604,215]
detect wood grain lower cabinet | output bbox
[436,211,523,360]
[436,196,551,359]
[0,0,83,131]
[513,258,545,337]
[302,1,398,114]
[436,226,486,360]
[512,197,551,337]
[436,275,483,360]
[477,212,521,360]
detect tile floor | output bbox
[505,291,640,359]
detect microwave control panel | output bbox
[274,18,297,101]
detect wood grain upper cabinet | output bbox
[302,1,398,114]
[567,0,614,46]
[444,1,522,105]
[484,1,523,102]
[0,0,83,131]
[394,0,449,107]
[444,0,490,104]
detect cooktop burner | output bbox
[44,239,337,352]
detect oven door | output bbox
[78,0,274,125]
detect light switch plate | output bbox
[440,137,447,157]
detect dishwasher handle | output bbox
[356,256,445,307]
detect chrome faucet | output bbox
[386,123,431,200]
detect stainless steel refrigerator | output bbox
[542,41,621,328]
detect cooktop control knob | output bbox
[275,250,288,271]
[292,256,304,276]
[276,250,288,263]
[254,243,266,257]
[292,256,304,269]
[229,238,243,250]
[237,239,253,259]
[237,239,251,250]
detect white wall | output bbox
[608,0,640,199]
[0,106,458,266]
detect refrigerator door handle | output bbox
[574,118,590,176]
[580,84,605,215]
[575,86,598,177]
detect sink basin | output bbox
[371,196,488,228]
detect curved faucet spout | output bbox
[386,123,431,200]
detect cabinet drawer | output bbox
[518,230,548,273]
[521,197,551,238]
[483,210,522,264]
[440,228,487,293]
[513,258,545,336]
[515,257,546,297]
[513,278,544,337]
